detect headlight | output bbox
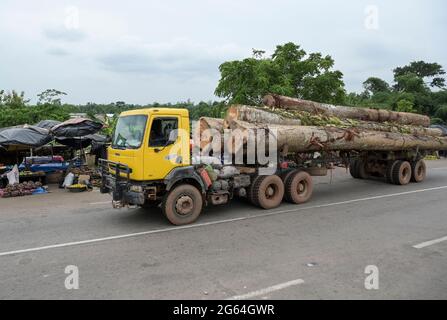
[129,185,143,193]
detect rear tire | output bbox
[391,161,412,185]
[349,160,360,179]
[284,171,313,204]
[385,161,397,184]
[411,160,426,183]
[251,175,284,209]
[356,159,368,179]
[162,184,203,225]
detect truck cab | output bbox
[100,108,213,225]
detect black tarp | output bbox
[51,118,103,137]
[55,134,108,149]
[0,125,53,148]
[35,120,62,130]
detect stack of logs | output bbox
[195,94,447,157]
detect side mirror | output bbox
[167,129,178,145]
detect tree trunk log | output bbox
[194,117,224,152]
[225,105,301,127]
[226,120,447,153]
[263,94,431,127]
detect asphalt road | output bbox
[1,160,447,299]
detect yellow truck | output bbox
[100,107,430,225]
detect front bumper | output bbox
[98,159,145,207]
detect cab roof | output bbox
[120,108,189,117]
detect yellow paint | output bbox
[108,108,190,181]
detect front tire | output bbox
[162,184,203,225]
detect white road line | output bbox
[227,279,304,300]
[413,236,447,249]
[1,185,447,257]
[89,201,111,205]
[430,167,447,170]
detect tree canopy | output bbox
[215,42,346,105]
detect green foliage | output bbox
[394,61,445,88]
[0,90,30,108]
[0,104,70,127]
[215,43,346,105]
[363,77,390,96]
[396,99,415,113]
[37,89,67,105]
[434,105,447,122]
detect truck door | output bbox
[145,116,184,180]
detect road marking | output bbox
[89,201,111,205]
[227,279,304,300]
[1,185,447,257]
[413,235,447,249]
[430,167,447,170]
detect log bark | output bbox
[229,104,443,137]
[263,94,431,127]
[194,117,224,152]
[225,105,301,127]
[226,120,447,153]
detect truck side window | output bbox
[149,117,178,147]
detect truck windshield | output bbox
[112,115,147,149]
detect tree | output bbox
[37,89,67,105]
[0,90,29,108]
[363,77,390,96]
[394,61,446,89]
[215,42,346,105]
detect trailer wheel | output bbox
[252,175,284,209]
[391,161,412,185]
[356,160,368,179]
[284,171,313,204]
[411,160,426,183]
[162,184,203,225]
[385,161,398,184]
[349,160,360,179]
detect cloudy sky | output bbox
[0,0,446,104]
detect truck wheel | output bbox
[349,160,360,179]
[385,161,398,184]
[284,171,313,204]
[252,175,284,209]
[411,160,426,183]
[247,175,263,204]
[356,160,368,179]
[162,184,203,225]
[391,161,412,185]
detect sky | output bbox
[0,0,446,105]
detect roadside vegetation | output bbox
[1,42,446,131]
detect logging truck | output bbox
[99,106,445,225]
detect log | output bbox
[229,104,443,137]
[225,120,447,154]
[225,105,301,127]
[194,117,224,152]
[263,94,431,127]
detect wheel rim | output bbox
[297,180,307,195]
[417,164,423,177]
[402,167,409,179]
[265,184,277,199]
[175,195,194,215]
